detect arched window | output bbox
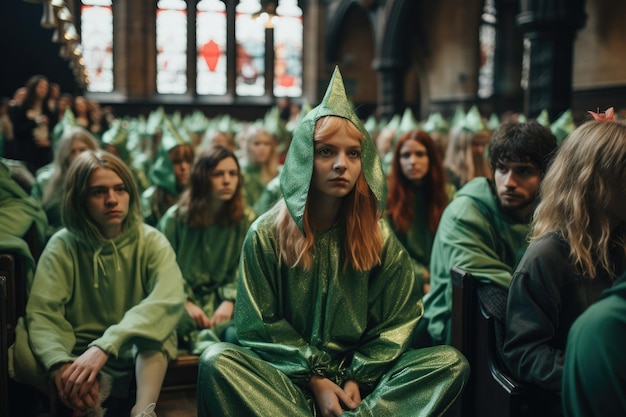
[80,0,303,99]
[81,0,113,93]
[478,0,496,99]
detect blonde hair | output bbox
[62,150,141,243]
[43,127,100,205]
[274,116,383,272]
[244,125,278,180]
[444,127,492,186]
[532,120,626,278]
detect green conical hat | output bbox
[517,114,527,123]
[102,119,131,163]
[146,107,165,136]
[422,112,449,134]
[149,115,192,196]
[51,108,79,149]
[398,107,419,134]
[460,105,487,133]
[385,114,401,132]
[550,109,576,145]
[449,105,466,128]
[363,115,378,135]
[487,113,500,130]
[280,66,386,232]
[536,109,551,127]
[160,114,192,152]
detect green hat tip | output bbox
[536,109,551,127]
[398,107,418,133]
[517,114,527,123]
[461,105,487,133]
[487,113,500,130]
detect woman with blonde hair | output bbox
[443,106,491,189]
[503,115,626,415]
[196,67,468,417]
[31,126,100,239]
[240,124,279,214]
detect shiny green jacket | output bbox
[236,215,421,389]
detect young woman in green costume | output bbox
[386,130,456,300]
[197,68,469,417]
[158,145,256,353]
[11,150,186,417]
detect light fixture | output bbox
[40,0,57,29]
[253,1,279,29]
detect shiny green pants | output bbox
[197,343,469,417]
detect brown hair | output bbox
[177,146,245,227]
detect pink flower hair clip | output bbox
[588,107,615,122]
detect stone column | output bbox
[516,0,586,119]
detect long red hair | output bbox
[387,130,449,234]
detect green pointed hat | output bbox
[398,107,419,134]
[422,112,449,134]
[102,119,131,163]
[149,114,192,196]
[450,104,466,128]
[281,66,386,232]
[363,115,378,135]
[51,108,79,150]
[146,107,165,136]
[550,109,576,145]
[536,109,551,127]
[487,113,500,130]
[460,105,487,133]
[517,113,527,123]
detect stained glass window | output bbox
[274,0,302,97]
[196,0,227,95]
[81,0,113,92]
[157,0,188,94]
[235,0,265,97]
[478,0,496,99]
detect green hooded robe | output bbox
[423,177,530,345]
[196,67,469,417]
[158,205,256,352]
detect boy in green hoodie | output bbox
[11,150,186,417]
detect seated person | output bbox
[503,115,626,415]
[10,150,186,417]
[239,124,280,214]
[563,269,626,417]
[30,126,100,241]
[196,67,469,417]
[423,121,557,346]
[158,146,256,354]
[385,129,456,300]
[141,120,194,226]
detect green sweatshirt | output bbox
[423,177,530,345]
[25,223,186,369]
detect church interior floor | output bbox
[158,388,197,417]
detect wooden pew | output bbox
[450,267,529,417]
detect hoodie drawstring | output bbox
[92,240,121,289]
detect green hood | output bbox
[102,120,132,164]
[51,108,79,150]
[280,66,386,232]
[149,115,191,196]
